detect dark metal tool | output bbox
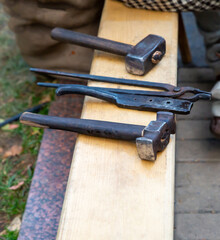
[0,102,48,128]
[39,82,193,114]
[31,68,211,102]
[20,111,176,161]
[32,68,211,114]
[51,28,166,76]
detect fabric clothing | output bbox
[194,11,220,116]
[1,0,104,72]
[118,0,220,12]
[194,11,220,76]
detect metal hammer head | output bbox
[125,35,166,76]
[136,112,175,161]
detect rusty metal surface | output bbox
[18,93,84,240]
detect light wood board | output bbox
[57,1,178,239]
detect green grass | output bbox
[0,157,34,217]
[0,229,19,240]
[15,124,45,156]
[0,4,55,236]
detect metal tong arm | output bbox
[38,82,173,97]
[40,83,194,114]
[31,68,172,91]
[37,82,211,102]
[55,85,117,104]
[31,68,211,101]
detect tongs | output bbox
[31,68,211,114]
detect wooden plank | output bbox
[57,1,178,239]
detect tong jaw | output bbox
[136,112,175,161]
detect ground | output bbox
[0,5,54,239]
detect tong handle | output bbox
[56,85,117,104]
[51,28,132,56]
[33,68,174,91]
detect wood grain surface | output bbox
[57,1,178,239]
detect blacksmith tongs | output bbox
[32,68,211,115]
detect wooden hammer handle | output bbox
[51,28,132,56]
[20,112,144,141]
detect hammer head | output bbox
[125,35,166,76]
[136,121,169,161]
[136,136,159,161]
[136,112,175,161]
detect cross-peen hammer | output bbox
[51,28,166,76]
[20,111,175,161]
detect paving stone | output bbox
[176,120,213,140]
[175,213,220,240]
[175,63,220,240]
[176,139,220,162]
[175,162,220,213]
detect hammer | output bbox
[51,28,166,76]
[20,111,175,161]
